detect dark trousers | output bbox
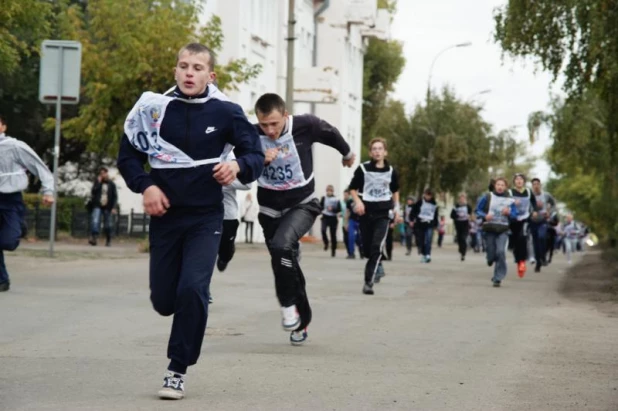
[244,221,254,243]
[258,199,321,330]
[437,232,444,247]
[455,223,469,257]
[360,213,390,284]
[530,222,548,267]
[385,225,394,260]
[546,228,557,262]
[342,226,349,252]
[218,219,240,264]
[470,232,479,252]
[148,208,223,369]
[417,224,434,256]
[509,220,528,263]
[0,193,24,284]
[321,215,338,256]
[404,225,414,252]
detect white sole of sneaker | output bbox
[290,339,307,346]
[158,388,184,400]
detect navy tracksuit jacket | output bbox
[118,86,264,368]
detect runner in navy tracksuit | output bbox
[117,43,264,400]
[254,93,355,346]
[348,137,400,295]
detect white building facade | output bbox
[114,0,389,241]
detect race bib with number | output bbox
[258,116,311,191]
[123,85,231,168]
[361,163,393,202]
[419,201,437,223]
[488,193,514,226]
[455,205,469,221]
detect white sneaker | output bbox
[529,258,536,265]
[158,371,185,400]
[281,305,300,331]
[290,328,308,346]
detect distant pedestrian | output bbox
[241,192,258,243]
[88,167,118,247]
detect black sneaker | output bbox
[158,371,185,400]
[492,281,501,287]
[217,258,228,272]
[461,255,465,261]
[0,281,10,292]
[535,265,541,273]
[362,283,374,295]
[88,235,97,246]
[346,255,355,260]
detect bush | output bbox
[22,192,88,232]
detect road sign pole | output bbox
[49,46,64,258]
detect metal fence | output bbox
[24,206,150,238]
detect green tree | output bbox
[378,87,496,198]
[529,93,614,237]
[361,1,405,159]
[55,0,261,160]
[495,0,618,240]
[0,0,51,76]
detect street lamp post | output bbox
[423,41,472,191]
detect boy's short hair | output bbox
[368,137,387,150]
[177,43,216,71]
[255,93,287,116]
[99,167,109,173]
[531,177,541,184]
[424,188,433,196]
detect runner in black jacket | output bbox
[348,137,400,295]
[254,93,355,346]
[450,193,472,261]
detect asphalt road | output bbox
[1,242,616,410]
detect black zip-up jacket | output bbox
[117,87,264,210]
[90,180,118,211]
[410,198,439,228]
[255,114,352,213]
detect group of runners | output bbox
[0,42,586,400]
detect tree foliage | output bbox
[56,0,261,159]
[361,1,405,159]
[0,0,51,76]
[374,87,514,199]
[495,0,618,239]
[529,93,616,237]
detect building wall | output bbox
[114,0,380,243]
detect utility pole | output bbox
[286,0,296,114]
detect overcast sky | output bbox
[390,0,563,181]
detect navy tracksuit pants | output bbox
[0,193,25,285]
[148,207,223,369]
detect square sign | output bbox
[39,40,82,105]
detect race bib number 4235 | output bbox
[262,164,293,181]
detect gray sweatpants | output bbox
[485,231,510,282]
